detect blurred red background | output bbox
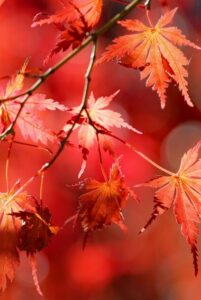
[0,0,201,299]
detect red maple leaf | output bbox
[13,200,58,255]
[32,0,103,60]
[12,199,58,296]
[0,62,67,144]
[97,8,201,108]
[139,141,201,275]
[62,91,141,177]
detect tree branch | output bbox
[0,0,142,141]
[3,39,98,208]
[1,0,142,105]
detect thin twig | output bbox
[0,0,142,105]
[2,0,167,208]
[6,139,53,155]
[0,0,142,141]
[3,39,98,208]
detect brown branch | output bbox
[3,38,98,208]
[0,0,142,106]
[0,0,142,141]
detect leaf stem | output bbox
[39,172,45,203]
[5,135,14,192]
[96,133,108,181]
[107,132,175,176]
[6,139,53,155]
[146,8,154,27]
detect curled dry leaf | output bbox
[97,8,201,108]
[62,91,141,177]
[139,141,201,275]
[32,0,103,60]
[0,62,67,144]
[77,159,137,235]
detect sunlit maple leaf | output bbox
[0,63,67,144]
[32,0,103,60]
[139,141,201,275]
[0,181,32,291]
[77,159,136,236]
[61,91,141,177]
[97,8,201,108]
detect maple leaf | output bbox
[0,182,32,291]
[139,141,201,275]
[62,91,141,177]
[97,8,201,108]
[32,0,103,60]
[12,200,58,296]
[13,200,58,255]
[0,63,67,144]
[77,159,136,235]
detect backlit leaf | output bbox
[77,159,136,234]
[140,141,201,275]
[98,8,201,108]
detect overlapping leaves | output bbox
[0,181,58,293]
[62,91,141,176]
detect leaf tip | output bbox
[191,245,199,277]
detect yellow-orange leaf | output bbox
[98,8,201,108]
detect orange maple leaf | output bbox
[139,141,201,275]
[62,91,141,177]
[77,159,136,235]
[0,182,32,291]
[97,8,201,108]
